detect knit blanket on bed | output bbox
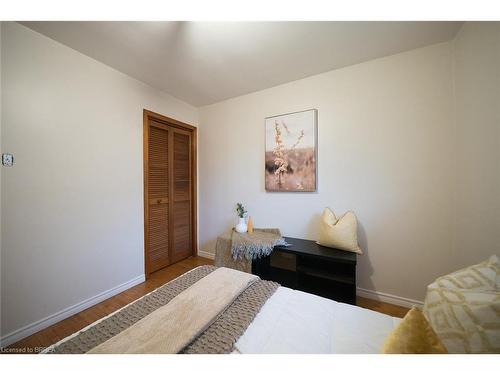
[44,266,279,354]
[88,268,258,354]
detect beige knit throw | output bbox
[214,228,286,273]
[231,228,287,260]
[88,268,258,354]
[44,266,280,354]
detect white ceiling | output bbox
[21,21,462,106]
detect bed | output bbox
[234,287,399,353]
[42,265,400,354]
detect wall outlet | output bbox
[2,153,14,167]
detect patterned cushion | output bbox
[423,255,500,353]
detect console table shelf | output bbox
[296,265,355,285]
[252,237,357,305]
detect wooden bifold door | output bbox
[143,110,197,277]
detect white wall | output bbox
[452,22,500,267]
[0,22,198,342]
[199,42,456,303]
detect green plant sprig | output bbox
[236,202,247,218]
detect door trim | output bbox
[143,109,198,278]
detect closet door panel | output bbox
[170,130,192,263]
[146,123,170,273]
[173,201,191,254]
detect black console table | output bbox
[252,237,357,305]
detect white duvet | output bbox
[234,286,400,354]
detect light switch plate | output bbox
[2,153,14,167]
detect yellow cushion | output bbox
[316,208,362,254]
[382,307,448,354]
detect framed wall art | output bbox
[265,109,317,192]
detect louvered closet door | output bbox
[146,122,171,273]
[169,128,193,263]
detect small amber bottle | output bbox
[247,216,254,233]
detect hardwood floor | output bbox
[5,256,408,353]
[357,296,409,318]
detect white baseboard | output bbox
[357,287,423,309]
[197,250,215,260]
[0,274,145,348]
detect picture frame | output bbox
[265,109,317,192]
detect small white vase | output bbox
[235,217,247,233]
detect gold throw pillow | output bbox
[382,307,448,354]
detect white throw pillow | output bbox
[316,207,362,254]
[423,255,500,353]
